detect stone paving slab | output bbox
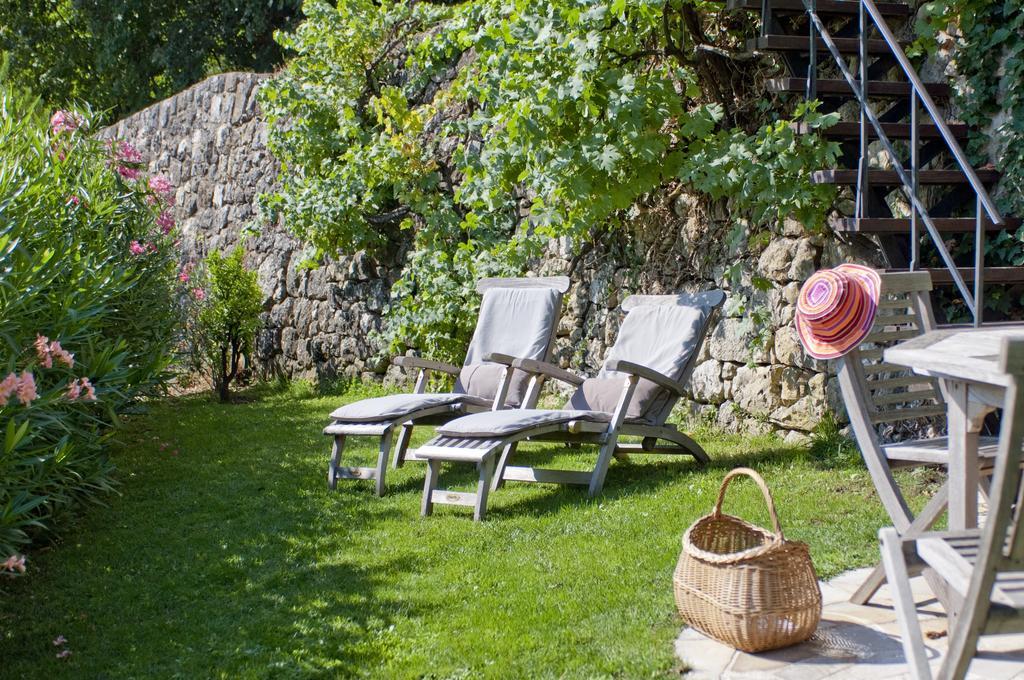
[675,567,1024,679]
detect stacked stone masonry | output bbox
[104,72,885,438]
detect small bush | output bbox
[0,76,183,561]
[188,247,263,403]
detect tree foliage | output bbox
[192,248,264,403]
[0,0,302,117]
[260,0,839,363]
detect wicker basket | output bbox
[673,467,822,653]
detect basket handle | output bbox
[712,467,784,539]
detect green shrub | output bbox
[0,77,182,562]
[189,247,263,403]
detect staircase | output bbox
[728,0,1022,324]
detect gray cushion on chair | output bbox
[329,393,489,423]
[562,303,712,422]
[437,409,611,437]
[454,286,561,406]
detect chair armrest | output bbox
[392,356,461,376]
[511,358,585,387]
[483,352,518,366]
[605,359,686,396]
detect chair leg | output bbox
[588,436,620,497]
[421,459,440,517]
[852,482,950,605]
[491,442,517,491]
[474,455,496,522]
[392,423,414,469]
[880,528,933,680]
[373,430,393,497]
[328,434,346,490]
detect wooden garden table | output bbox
[884,327,1024,530]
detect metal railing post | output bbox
[975,195,985,326]
[910,89,919,271]
[806,0,817,100]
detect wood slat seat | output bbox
[916,533,1024,610]
[884,437,999,465]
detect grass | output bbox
[0,383,938,678]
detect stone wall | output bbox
[103,71,887,438]
[101,72,398,383]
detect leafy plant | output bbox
[191,248,264,403]
[260,0,838,364]
[0,72,183,559]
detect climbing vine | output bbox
[260,0,838,363]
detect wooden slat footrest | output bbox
[430,489,478,507]
[502,466,591,486]
[323,423,391,436]
[334,466,377,480]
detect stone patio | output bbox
[676,567,1024,679]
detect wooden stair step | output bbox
[794,120,967,139]
[913,268,1024,285]
[770,78,951,99]
[751,35,901,55]
[724,0,913,15]
[832,217,1021,233]
[812,169,1001,185]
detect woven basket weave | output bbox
[673,467,822,653]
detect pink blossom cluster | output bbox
[178,262,194,283]
[129,240,158,256]
[53,635,70,659]
[66,377,97,402]
[0,371,37,407]
[50,110,81,135]
[157,211,175,234]
[1,554,26,574]
[192,287,206,301]
[67,195,80,207]
[148,175,176,206]
[34,335,74,369]
[109,140,143,180]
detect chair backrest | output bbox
[454,276,570,406]
[836,271,945,531]
[564,290,726,424]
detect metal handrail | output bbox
[797,0,1005,325]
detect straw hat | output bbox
[795,264,881,360]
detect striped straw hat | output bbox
[795,264,881,360]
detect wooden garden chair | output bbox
[413,290,725,520]
[323,276,569,495]
[836,271,1001,605]
[880,337,1024,680]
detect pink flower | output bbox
[156,211,175,234]
[66,380,82,401]
[67,195,80,207]
[178,269,190,283]
[148,175,175,205]
[15,371,37,405]
[147,243,158,254]
[79,377,97,402]
[0,373,17,407]
[129,241,146,256]
[53,636,67,646]
[35,334,53,368]
[192,288,206,301]
[116,165,140,180]
[50,341,74,368]
[1,554,26,573]
[56,649,71,659]
[50,110,80,134]
[115,141,142,164]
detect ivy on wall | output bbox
[260,0,838,364]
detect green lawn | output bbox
[0,384,938,678]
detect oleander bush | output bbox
[0,76,183,562]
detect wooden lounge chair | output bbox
[836,271,1002,606]
[323,276,570,495]
[880,337,1024,680]
[413,290,725,520]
